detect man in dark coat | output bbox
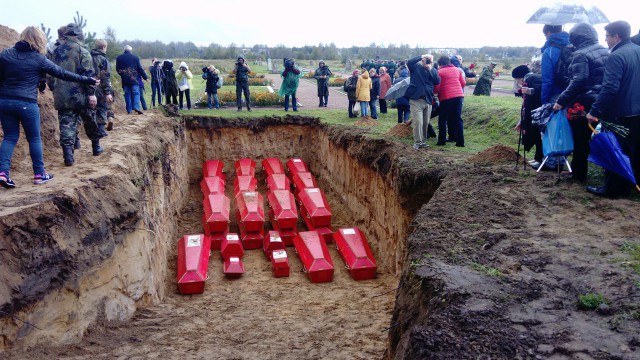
[116,45,147,114]
[631,30,640,46]
[233,55,251,111]
[314,60,332,107]
[586,21,640,197]
[149,58,164,107]
[52,23,104,166]
[513,65,543,167]
[552,23,609,182]
[404,54,441,149]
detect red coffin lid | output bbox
[292,172,318,193]
[263,230,286,254]
[267,190,298,229]
[333,227,377,268]
[235,192,265,231]
[221,233,244,259]
[223,257,245,278]
[234,175,257,195]
[266,174,291,192]
[235,158,256,177]
[200,176,226,195]
[177,234,211,284]
[262,157,285,177]
[203,160,224,178]
[203,194,231,233]
[238,220,264,250]
[298,188,332,226]
[286,158,309,178]
[271,249,289,266]
[293,230,334,272]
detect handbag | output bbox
[179,84,189,91]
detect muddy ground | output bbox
[2,24,640,359]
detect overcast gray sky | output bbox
[2,0,639,49]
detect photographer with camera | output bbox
[149,59,164,107]
[176,61,193,111]
[314,60,332,107]
[202,65,222,109]
[162,60,179,105]
[232,55,251,111]
[279,58,301,112]
[405,54,440,149]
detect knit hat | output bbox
[352,70,359,77]
[511,65,530,79]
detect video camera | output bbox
[202,66,210,73]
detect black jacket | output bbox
[204,71,220,93]
[404,56,440,104]
[556,23,609,110]
[590,40,640,119]
[370,74,380,99]
[0,41,94,103]
[115,51,147,86]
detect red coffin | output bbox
[286,158,309,179]
[266,174,291,192]
[263,230,286,257]
[235,192,265,232]
[298,188,332,227]
[267,190,298,229]
[200,176,225,196]
[333,228,377,280]
[223,257,245,279]
[270,219,296,247]
[221,233,244,260]
[262,157,285,177]
[203,194,231,234]
[293,231,334,283]
[177,234,211,295]
[238,220,264,250]
[235,158,256,177]
[207,231,228,251]
[271,250,290,277]
[298,206,334,244]
[292,172,318,195]
[234,175,257,195]
[203,160,224,178]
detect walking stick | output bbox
[514,129,523,169]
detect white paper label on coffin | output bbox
[230,257,240,263]
[227,234,240,241]
[293,159,302,162]
[270,236,283,243]
[244,192,257,197]
[272,250,287,259]
[343,229,356,235]
[187,235,201,247]
[308,188,319,193]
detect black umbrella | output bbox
[527,4,609,25]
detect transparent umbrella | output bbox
[526,4,609,25]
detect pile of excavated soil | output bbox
[354,116,380,126]
[385,123,412,138]
[468,144,519,164]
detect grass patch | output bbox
[620,242,640,276]
[471,263,503,277]
[577,293,608,310]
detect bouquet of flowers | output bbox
[469,63,476,70]
[567,103,586,120]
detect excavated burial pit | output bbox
[150,123,418,358]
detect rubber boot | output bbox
[98,123,108,137]
[319,97,323,107]
[74,136,81,150]
[106,117,114,131]
[62,145,74,166]
[92,139,104,156]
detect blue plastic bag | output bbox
[542,110,574,157]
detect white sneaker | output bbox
[529,161,541,169]
[413,143,421,149]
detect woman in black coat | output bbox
[314,60,332,107]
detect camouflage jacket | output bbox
[90,48,112,96]
[52,37,96,110]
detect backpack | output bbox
[551,44,575,89]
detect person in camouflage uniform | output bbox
[52,23,103,166]
[91,39,113,136]
[473,62,497,96]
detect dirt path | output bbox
[268,74,348,110]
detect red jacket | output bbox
[434,65,465,101]
[379,73,392,98]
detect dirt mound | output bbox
[385,123,412,138]
[354,116,380,126]
[0,24,18,50]
[469,144,518,164]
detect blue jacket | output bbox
[404,56,440,104]
[541,31,570,103]
[116,51,147,87]
[0,41,95,103]
[590,40,640,120]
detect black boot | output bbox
[319,98,323,107]
[62,145,74,166]
[74,136,81,150]
[98,123,108,137]
[92,139,104,156]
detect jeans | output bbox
[207,93,219,109]
[139,87,148,110]
[359,101,369,117]
[151,81,162,106]
[284,94,297,111]
[123,84,141,113]
[0,99,45,175]
[369,98,378,119]
[179,89,191,110]
[409,98,431,143]
[397,104,410,123]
